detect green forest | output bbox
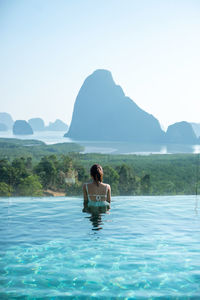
[0,138,199,197]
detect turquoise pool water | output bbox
[1,196,200,299]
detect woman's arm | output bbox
[107,184,111,203]
[82,184,88,211]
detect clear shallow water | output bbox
[0,130,69,145]
[1,196,200,299]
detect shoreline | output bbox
[43,189,66,197]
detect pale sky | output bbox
[0,0,200,129]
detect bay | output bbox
[0,130,200,154]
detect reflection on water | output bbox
[87,213,103,231]
[83,208,110,231]
[0,130,70,145]
[80,141,200,155]
[166,143,200,154]
[194,145,200,154]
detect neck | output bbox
[92,179,100,186]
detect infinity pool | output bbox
[1,196,200,299]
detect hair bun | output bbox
[90,164,103,185]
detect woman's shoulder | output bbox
[102,183,111,189]
[83,182,89,189]
[83,182,94,189]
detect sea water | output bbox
[1,130,200,154]
[1,196,200,299]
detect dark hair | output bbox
[90,164,103,185]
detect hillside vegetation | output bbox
[0,138,199,197]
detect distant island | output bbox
[13,120,33,135]
[45,119,68,131]
[0,113,68,134]
[0,69,199,144]
[0,112,14,130]
[65,69,165,143]
[28,118,45,131]
[165,121,197,144]
[65,69,199,144]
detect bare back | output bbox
[83,182,111,207]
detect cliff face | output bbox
[165,121,197,144]
[191,122,200,138]
[65,69,164,142]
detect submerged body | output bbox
[83,182,111,212]
[83,164,111,213]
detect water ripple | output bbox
[1,195,200,298]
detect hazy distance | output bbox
[1,0,200,129]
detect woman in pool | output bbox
[83,164,111,212]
